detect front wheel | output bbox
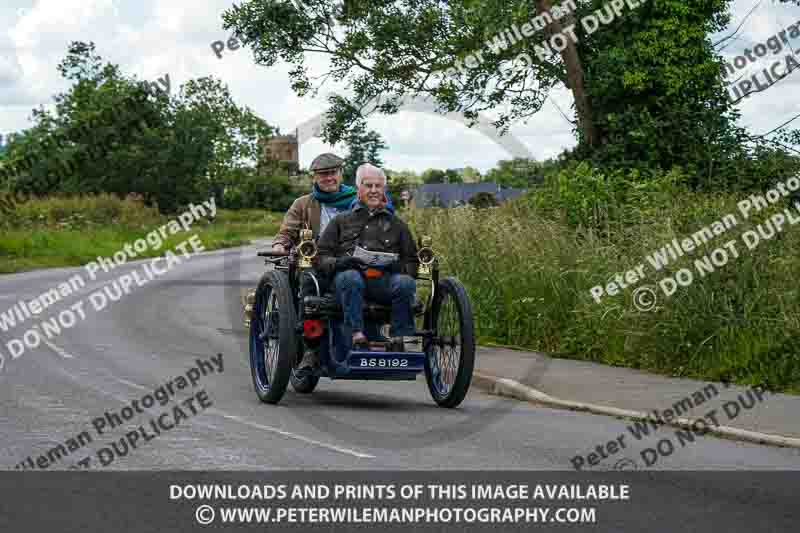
[249,271,296,404]
[424,277,475,408]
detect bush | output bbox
[468,192,498,209]
[0,193,161,231]
[524,162,687,234]
[405,178,800,392]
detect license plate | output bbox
[358,358,408,368]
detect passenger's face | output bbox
[314,169,342,193]
[358,175,385,209]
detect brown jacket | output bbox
[273,194,322,249]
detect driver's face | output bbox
[314,169,342,193]
[358,175,385,209]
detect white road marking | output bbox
[115,378,150,391]
[40,337,75,359]
[212,411,376,459]
[54,359,374,460]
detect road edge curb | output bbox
[472,371,800,450]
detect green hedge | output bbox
[405,167,800,392]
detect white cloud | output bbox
[0,0,797,171]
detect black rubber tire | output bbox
[424,277,476,408]
[249,270,296,404]
[290,369,320,393]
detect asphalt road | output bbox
[2,240,800,531]
[1,239,798,472]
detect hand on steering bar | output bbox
[335,256,368,272]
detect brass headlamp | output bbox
[297,228,317,269]
[417,235,434,275]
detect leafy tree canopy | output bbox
[222,0,757,186]
[486,158,544,188]
[2,41,275,212]
[341,118,388,185]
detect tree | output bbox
[460,166,482,183]
[385,169,409,201]
[422,169,446,184]
[342,119,388,185]
[444,169,463,184]
[222,167,295,210]
[222,0,741,179]
[0,41,276,212]
[1,42,169,202]
[180,76,274,202]
[468,191,499,208]
[486,158,543,188]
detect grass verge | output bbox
[405,187,800,394]
[0,194,280,274]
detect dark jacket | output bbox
[316,204,418,278]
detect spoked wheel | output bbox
[249,271,295,404]
[424,277,475,407]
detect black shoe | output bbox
[298,350,320,371]
[386,337,405,353]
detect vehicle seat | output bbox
[303,293,425,320]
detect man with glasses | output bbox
[315,163,418,356]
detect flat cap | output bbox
[310,152,344,172]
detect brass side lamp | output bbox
[297,228,317,269]
[417,235,434,276]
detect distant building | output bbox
[262,133,299,176]
[411,182,527,208]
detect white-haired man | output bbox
[307,163,418,367]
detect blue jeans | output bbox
[333,269,416,338]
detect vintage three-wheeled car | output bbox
[245,230,475,407]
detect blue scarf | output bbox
[312,183,358,209]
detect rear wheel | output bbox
[424,277,475,408]
[249,271,295,404]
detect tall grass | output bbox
[0,194,281,273]
[405,185,800,392]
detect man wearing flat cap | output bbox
[271,152,357,253]
[268,152,365,371]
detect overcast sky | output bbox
[1,0,799,173]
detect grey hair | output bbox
[355,163,387,187]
